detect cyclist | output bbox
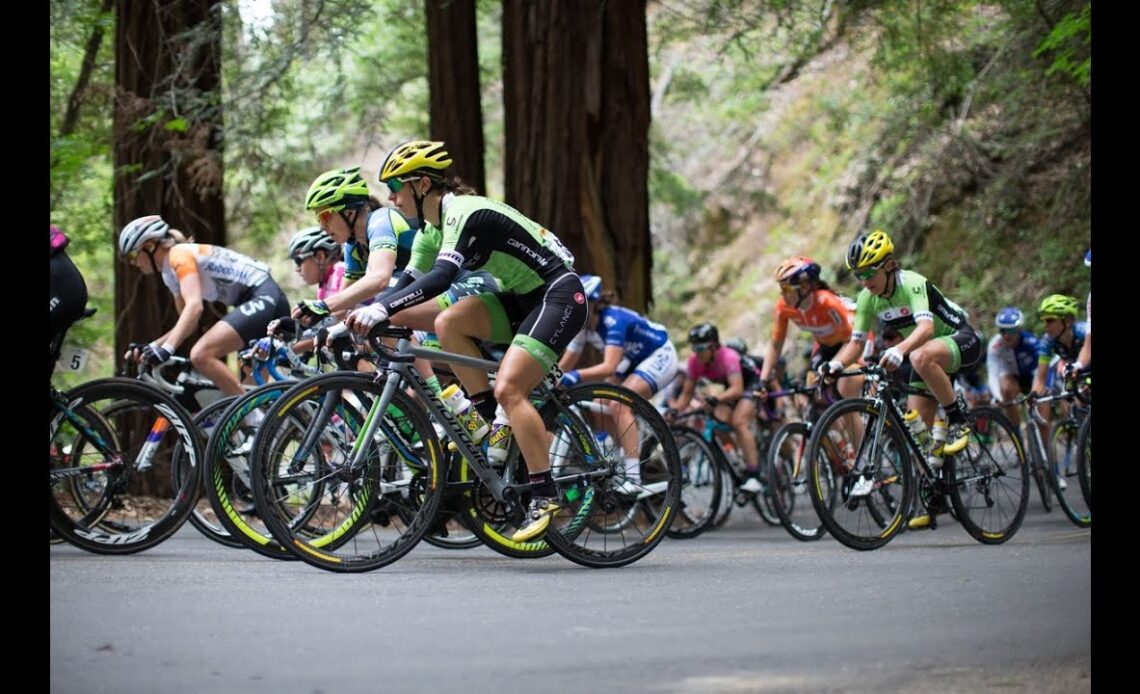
[759,255,862,402]
[986,307,1040,427]
[267,227,347,356]
[50,224,89,379]
[293,166,419,328]
[343,140,586,542]
[119,215,291,396]
[558,274,679,493]
[819,230,982,528]
[1031,294,1087,396]
[667,322,765,494]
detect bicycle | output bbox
[1000,369,1091,528]
[50,309,203,555]
[1076,406,1091,512]
[762,381,840,542]
[806,364,1029,550]
[247,326,682,572]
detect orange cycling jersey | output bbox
[771,289,852,348]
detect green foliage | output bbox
[1032,4,1090,87]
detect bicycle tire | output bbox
[176,397,245,549]
[457,448,557,559]
[766,421,827,542]
[1024,422,1054,513]
[50,378,202,555]
[1076,410,1091,512]
[665,426,722,539]
[250,371,446,573]
[806,397,913,551]
[540,383,682,568]
[945,406,1030,544]
[1047,416,1090,528]
[202,381,299,560]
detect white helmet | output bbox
[287,226,340,260]
[579,274,602,302]
[119,215,170,256]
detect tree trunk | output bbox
[426,0,486,194]
[113,0,226,370]
[502,0,652,311]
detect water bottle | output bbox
[440,384,490,443]
[903,410,932,452]
[486,406,513,464]
[928,418,948,469]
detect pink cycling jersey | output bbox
[686,346,742,386]
[317,261,346,301]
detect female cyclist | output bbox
[344,140,586,542]
[558,274,679,493]
[759,255,862,401]
[118,215,291,396]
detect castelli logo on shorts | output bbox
[574,292,585,304]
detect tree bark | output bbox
[113,0,226,369]
[426,0,486,194]
[502,0,652,311]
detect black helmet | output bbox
[688,322,719,345]
[725,336,748,355]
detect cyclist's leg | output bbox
[190,321,246,396]
[730,397,759,475]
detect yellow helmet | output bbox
[378,140,452,182]
[846,229,895,270]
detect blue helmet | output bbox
[1084,249,1091,268]
[580,274,602,302]
[994,306,1024,330]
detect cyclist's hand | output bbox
[140,342,174,366]
[293,299,331,327]
[817,359,844,381]
[251,337,274,362]
[560,370,581,387]
[123,342,149,363]
[703,394,721,409]
[879,346,904,372]
[1063,360,1084,381]
[345,304,389,336]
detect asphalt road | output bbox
[50,505,1090,694]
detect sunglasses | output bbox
[1041,315,1063,324]
[292,253,313,267]
[999,327,1019,336]
[385,176,420,194]
[691,342,713,353]
[126,244,153,262]
[315,206,345,227]
[852,262,886,281]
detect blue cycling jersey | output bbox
[342,207,419,282]
[567,305,669,362]
[1036,321,1088,364]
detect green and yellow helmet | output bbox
[1037,294,1079,318]
[846,229,895,270]
[305,167,370,212]
[378,140,452,182]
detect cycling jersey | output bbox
[161,244,271,306]
[565,306,677,392]
[1037,321,1089,364]
[380,194,582,371]
[852,268,979,376]
[986,331,1040,395]
[772,288,852,348]
[49,226,88,379]
[342,207,419,283]
[316,262,346,302]
[687,346,760,397]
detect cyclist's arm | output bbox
[558,347,582,371]
[669,378,695,411]
[162,276,203,351]
[1032,361,1049,394]
[574,345,624,382]
[1076,331,1091,369]
[719,371,744,403]
[830,337,865,370]
[759,336,783,383]
[323,249,396,314]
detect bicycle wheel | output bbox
[540,383,682,568]
[1076,410,1091,512]
[807,398,913,551]
[419,450,484,551]
[202,381,298,560]
[766,421,826,542]
[750,428,783,527]
[174,397,244,549]
[458,448,558,559]
[50,378,202,554]
[1024,422,1053,513]
[708,456,736,530]
[945,406,1030,544]
[665,426,722,539]
[1048,416,1090,528]
[250,372,445,573]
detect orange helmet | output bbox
[775,256,821,284]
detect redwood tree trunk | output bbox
[113,0,226,369]
[502,0,652,311]
[426,0,486,193]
